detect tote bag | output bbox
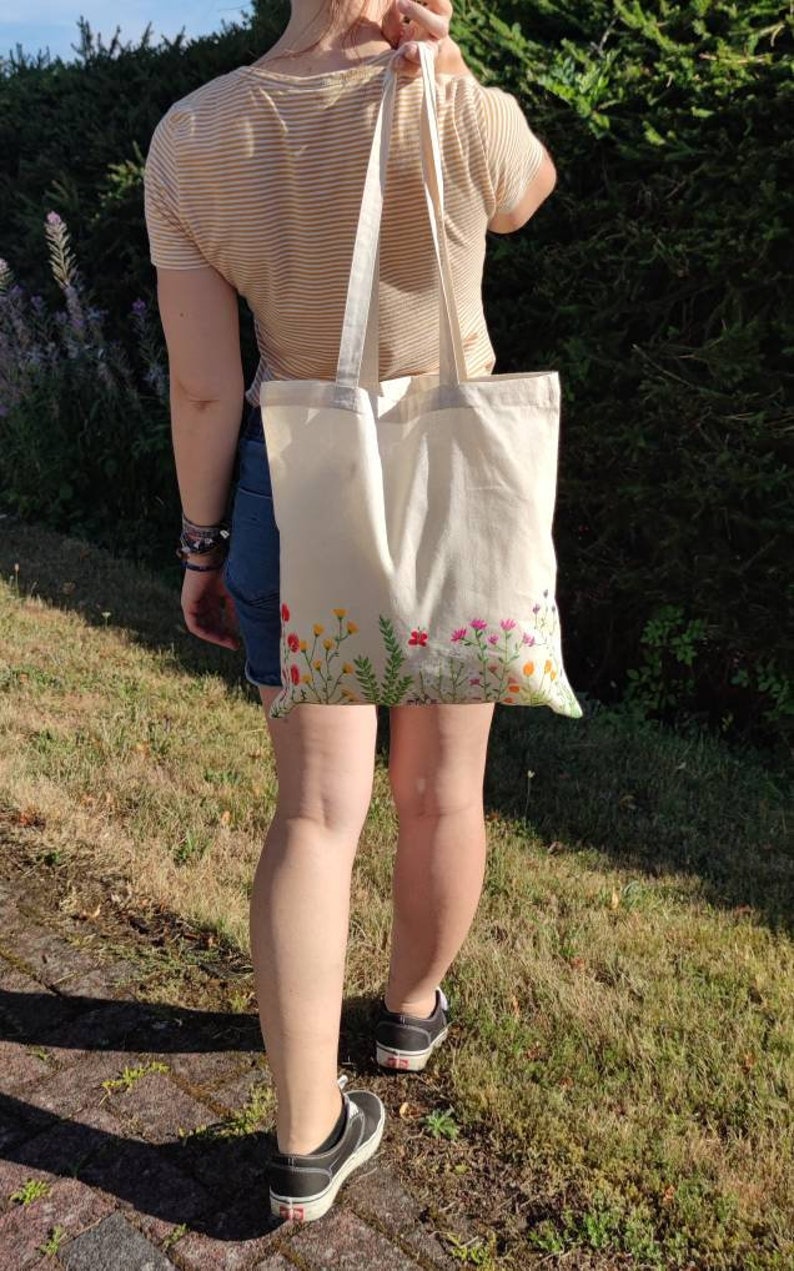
[260,43,582,722]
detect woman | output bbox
[144,0,556,1224]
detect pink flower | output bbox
[500,618,516,631]
[470,618,488,631]
[488,634,499,645]
[523,633,536,646]
[46,211,63,226]
[450,627,467,642]
[290,664,300,685]
[469,677,481,686]
[281,603,290,622]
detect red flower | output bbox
[408,629,428,647]
[281,603,290,623]
[287,632,300,653]
[290,664,301,685]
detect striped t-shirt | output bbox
[144,46,546,408]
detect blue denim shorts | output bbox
[222,404,282,688]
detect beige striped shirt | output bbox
[144,47,546,407]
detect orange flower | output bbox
[313,623,324,636]
[544,659,553,674]
[313,660,322,670]
[523,662,535,677]
[323,638,334,651]
[347,621,359,634]
[342,663,354,674]
[299,640,308,652]
[301,674,311,684]
[550,670,557,681]
[333,608,347,618]
[508,683,521,693]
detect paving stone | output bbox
[347,1162,456,1267]
[111,1072,213,1141]
[253,1257,296,1270]
[0,928,100,989]
[22,1049,143,1122]
[0,1040,53,1095]
[285,1205,423,1269]
[173,1196,282,1270]
[0,974,81,1041]
[59,1210,171,1270]
[0,1177,110,1269]
[55,960,141,1000]
[164,1048,252,1093]
[209,1065,273,1114]
[0,1157,54,1211]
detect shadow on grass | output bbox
[2,519,791,935]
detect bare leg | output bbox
[385,703,495,1016]
[251,689,378,1155]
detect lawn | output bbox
[1,521,792,1269]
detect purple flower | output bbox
[522,633,536,647]
[46,211,63,226]
[131,298,147,317]
[450,627,467,642]
[470,618,488,631]
[500,618,516,631]
[532,603,541,614]
[487,634,499,646]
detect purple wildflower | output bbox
[132,298,147,317]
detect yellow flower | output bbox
[550,670,557,681]
[522,661,535,677]
[299,640,308,652]
[313,624,324,636]
[301,674,312,684]
[323,638,334,650]
[347,621,358,634]
[313,660,322,670]
[333,608,347,618]
[544,659,553,674]
[342,663,354,675]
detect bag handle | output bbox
[336,42,469,391]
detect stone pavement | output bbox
[0,876,469,1270]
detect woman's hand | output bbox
[181,560,241,652]
[381,0,468,78]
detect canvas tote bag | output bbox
[260,42,582,722]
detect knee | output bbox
[388,768,484,822]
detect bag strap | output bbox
[336,43,469,391]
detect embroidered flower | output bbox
[500,618,517,631]
[470,618,488,631]
[487,634,499,646]
[290,664,301,685]
[408,629,428,647]
[313,623,324,636]
[281,603,290,622]
[450,627,467,642]
[347,621,359,634]
[287,633,300,653]
[323,638,334,650]
[333,608,347,618]
[523,661,535,676]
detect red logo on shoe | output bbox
[279,1203,305,1221]
[386,1056,410,1069]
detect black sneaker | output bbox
[268,1075,386,1223]
[375,986,450,1072]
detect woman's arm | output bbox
[156,264,245,527]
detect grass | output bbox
[1,520,792,1269]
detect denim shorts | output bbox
[222,403,282,688]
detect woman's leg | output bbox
[252,689,378,1155]
[385,703,496,1016]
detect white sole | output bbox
[375,1025,449,1072]
[269,1099,386,1224]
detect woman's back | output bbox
[144,47,546,406]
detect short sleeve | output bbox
[144,114,210,270]
[475,85,546,217]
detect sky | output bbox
[1,1,252,67]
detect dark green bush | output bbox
[0,1,791,749]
